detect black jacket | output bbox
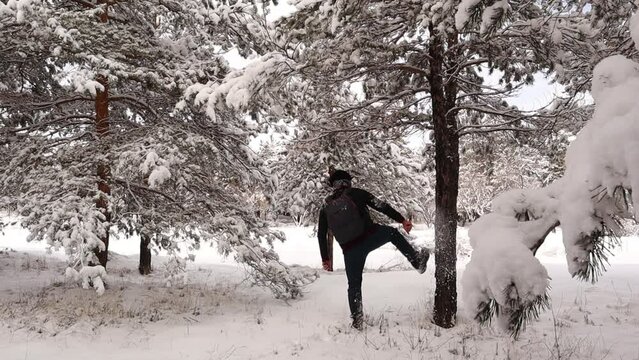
[317,187,405,261]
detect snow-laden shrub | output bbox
[464,27,639,336]
[65,265,107,296]
[163,255,188,288]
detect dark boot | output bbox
[411,247,430,274]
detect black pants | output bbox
[343,225,419,319]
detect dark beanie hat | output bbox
[328,170,352,185]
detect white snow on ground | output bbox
[1,223,638,359]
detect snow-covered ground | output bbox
[0,223,638,359]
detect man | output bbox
[317,169,430,330]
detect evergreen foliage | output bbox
[0,0,316,298]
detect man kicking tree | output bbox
[317,169,430,330]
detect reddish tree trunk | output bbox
[94,74,110,268]
[429,26,460,329]
[94,0,110,268]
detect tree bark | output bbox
[530,221,560,255]
[94,0,110,268]
[429,26,460,329]
[94,74,111,267]
[139,233,152,275]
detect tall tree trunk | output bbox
[429,26,460,328]
[139,232,152,275]
[94,1,110,268]
[94,74,110,267]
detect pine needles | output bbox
[573,224,620,283]
[475,283,551,339]
[575,185,628,283]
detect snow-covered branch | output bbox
[464,45,639,336]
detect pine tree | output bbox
[0,0,316,298]
[203,0,578,327]
[180,0,636,319]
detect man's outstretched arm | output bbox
[358,189,413,233]
[360,189,405,222]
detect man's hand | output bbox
[402,219,413,233]
[322,259,333,272]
